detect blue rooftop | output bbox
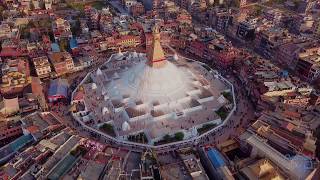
[207,148,225,168]
[48,78,69,98]
[0,134,33,163]
[280,70,289,78]
[69,38,78,49]
[51,43,60,52]
[9,134,33,151]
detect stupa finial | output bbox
[147,24,166,68]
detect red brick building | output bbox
[187,39,239,67]
[131,2,145,17]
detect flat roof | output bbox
[47,154,77,180]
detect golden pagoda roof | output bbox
[147,24,166,68]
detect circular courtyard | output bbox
[71,51,235,146]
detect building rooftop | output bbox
[80,160,105,180]
[48,78,69,98]
[48,52,72,64]
[51,43,60,52]
[32,56,50,68]
[207,148,225,168]
[240,159,287,180]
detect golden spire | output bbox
[147,24,166,68]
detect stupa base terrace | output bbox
[71,51,236,148]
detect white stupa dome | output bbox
[96,68,103,76]
[91,83,97,90]
[122,121,131,131]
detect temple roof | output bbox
[147,25,166,68]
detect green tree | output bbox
[163,134,171,141]
[174,132,184,141]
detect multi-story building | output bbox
[236,21,256,41]
[240,159,288,179]
[48,52,74,76]
[52,18,72,41]
[264,9,283,25]
[0,40,22,57]
[262,80,312,98]
[209,8,232,32]
[115,35,141,48]
[85,6,100,30]
[187,40,207,58]
[187,38,239,67]
[255,28,292,59]
[0,58,31,95]
[282,91,310,108]
[0,23,12,40]
[32,56,52,78]
[0,119,22,146]
[19,95,39,114]
[0,97,20,117]
[176,10,192,25]
[295,46,320,82]
[30,77,48,111]
[276,41,310,69]
[131,2,145,17]
[99,12,113,33]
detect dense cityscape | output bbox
[0,0,320,179]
